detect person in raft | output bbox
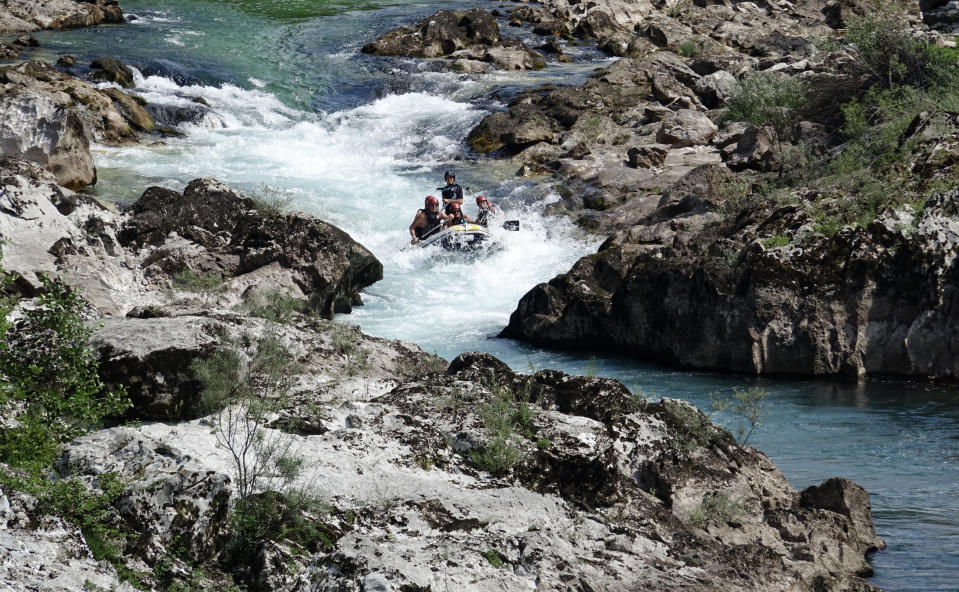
[444,202,473,228]
[409,195,448,244]
[438,171,463,214]
[473,194,499,226]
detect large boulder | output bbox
[0,93,95,188]
[90,56,135,88]
[362,8,545,71]
[119,178,383,316]
[571,9,624,40]
[90,316,223,421]
[0,60,136,143]
[0,158,384,319]
[57,428,233,565]
[0,485,136,592]
[468,104,555,154]
[657,109,718,147]
[102,88,155,132]
[0,0,123,34]
[362,9,488,58]
[502,181,959,379]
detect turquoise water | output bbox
[30,1,959,589]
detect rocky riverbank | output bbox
[0,0,123,36]
[358,0,959,380]
[0,153,885,590]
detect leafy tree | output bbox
[0,270,130,470]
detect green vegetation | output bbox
[678,38,702,58]
[763,234,790,249]
[172,269,224,305]
[469,372,538,475]
[845,14,959,90]
[722,71,806,140]
[710,387,768,445]
[0,260,138,585]
[243,289,307,323]
[687,491,746,529]
[329,320,371,376]
[190,334,332,565]
[719,13,959,234]
[482,549,506,568]
[248,184,294,217]
[664,400,721,457]
[0,272,130,470]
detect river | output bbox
[30,1,959,589]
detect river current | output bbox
[31,1,959,589]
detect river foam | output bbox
[93,68,598,360]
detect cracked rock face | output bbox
[0,158,382,318]
[503,175,959,380]
[0,93,95,189]
[0,0,123,35]
[38,351,882,592]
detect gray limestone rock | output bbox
[694,70,738,108]
[627,144,670,169]
[656,109,718,147]
[0,93,95,188]
[0,0,123,34]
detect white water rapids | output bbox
[92,69,600,361]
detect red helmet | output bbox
[450,202,461,212]
[425,195,439,208]
[475,195,488,205]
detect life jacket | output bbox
[416,208,442,239]
[442,183,462,214]
[475,209,489,226]
[448,214,466,226]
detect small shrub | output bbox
[722,71,807,141]
[665,401,718,457]
[328,321,371,376]
[245,290,306,324]
[468,372,535,474]
[678,38,702,58]
[845,14,959,90]
[249,185,294,217]
[482,549,505,568]
[665,0,687,18]
[172,269,224,305]
[763,234,790,248]
[710,387,768,445]
[687,491,746,528]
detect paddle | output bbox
[402,220,444,250]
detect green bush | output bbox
[845,14,959,90]
[687,491,746,529]
[722,71,807,140]
[249,184,294,217]
[0,273,130,470]
[468,371,537,475]
[172,269,224,306]
[678,38,702,58]
[244,290,306,323]
[710,387,768,445]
